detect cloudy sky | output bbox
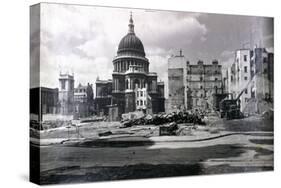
[31,3,273,94]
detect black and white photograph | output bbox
[30,2,274,185]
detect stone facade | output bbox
[186,60,223,110]
[58,73,74,115]
[94,79,112,116]
[167,51,223,112]
[74,83,94,118]
[110,13,165,117]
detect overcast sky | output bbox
[31,3,273,93]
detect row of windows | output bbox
[74,95,86,98]
[136,90,145,97]
[186,77,219,81]
[230,76,248,82]
[186,70,220,74]
[136,100,146,106]
[237,55,248,63]
[114,61,148,72]
[74,89,86,93]
[187,85,220,90]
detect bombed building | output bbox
[225,47,274,114]
[167,50,223,112]
[94,79,112,116]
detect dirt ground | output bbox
[30,114,273,185]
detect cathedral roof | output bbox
[117,13,145,57]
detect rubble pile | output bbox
[42,120,72,130]
[80,116,106,123]
[159,122,178,136]
[121,111,205,128]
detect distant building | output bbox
[251,48,274,102]
[227,49,252,111]
[167,50,185,112]
[156,82,165,113]
[186,60,223,110]
[224,47,274,113]
[30,87,59,121]
[94,78,112,116]
[58,73,74,115]
[135,87,147,111]
[167,50,223,112]
[74,83,94,118]
[41,87,59,114]
[74,83,87,103]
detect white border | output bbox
[0,0,279,187]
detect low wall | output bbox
[42,114,73,121]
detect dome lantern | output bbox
[128,11,134,34]
[117,12,146,57]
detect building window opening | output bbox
[244,66,247,73]
[125,79,129,89]
[61,80,66,90]
[244,55,247,61]
[244,76,248,81]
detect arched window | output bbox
[125,79,129,89]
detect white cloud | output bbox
[39,3,207,90]
[219,50,235,70]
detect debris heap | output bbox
[121,111,205,128]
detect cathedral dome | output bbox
[117,13,145,57]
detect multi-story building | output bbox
[156,82,165,113]
[228,49,252,111]
[135,87,147,111]
[74,83,87,103]
[167,51,223,112]
[94,79,112,116]
[41,87,59,114]
[58,73,74,115]
[30,87,59,121]
[186,60,223,110]
[225,47,274,113]
[74,83,94,118]
[251,48,274,101]
[167,50,186,112]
